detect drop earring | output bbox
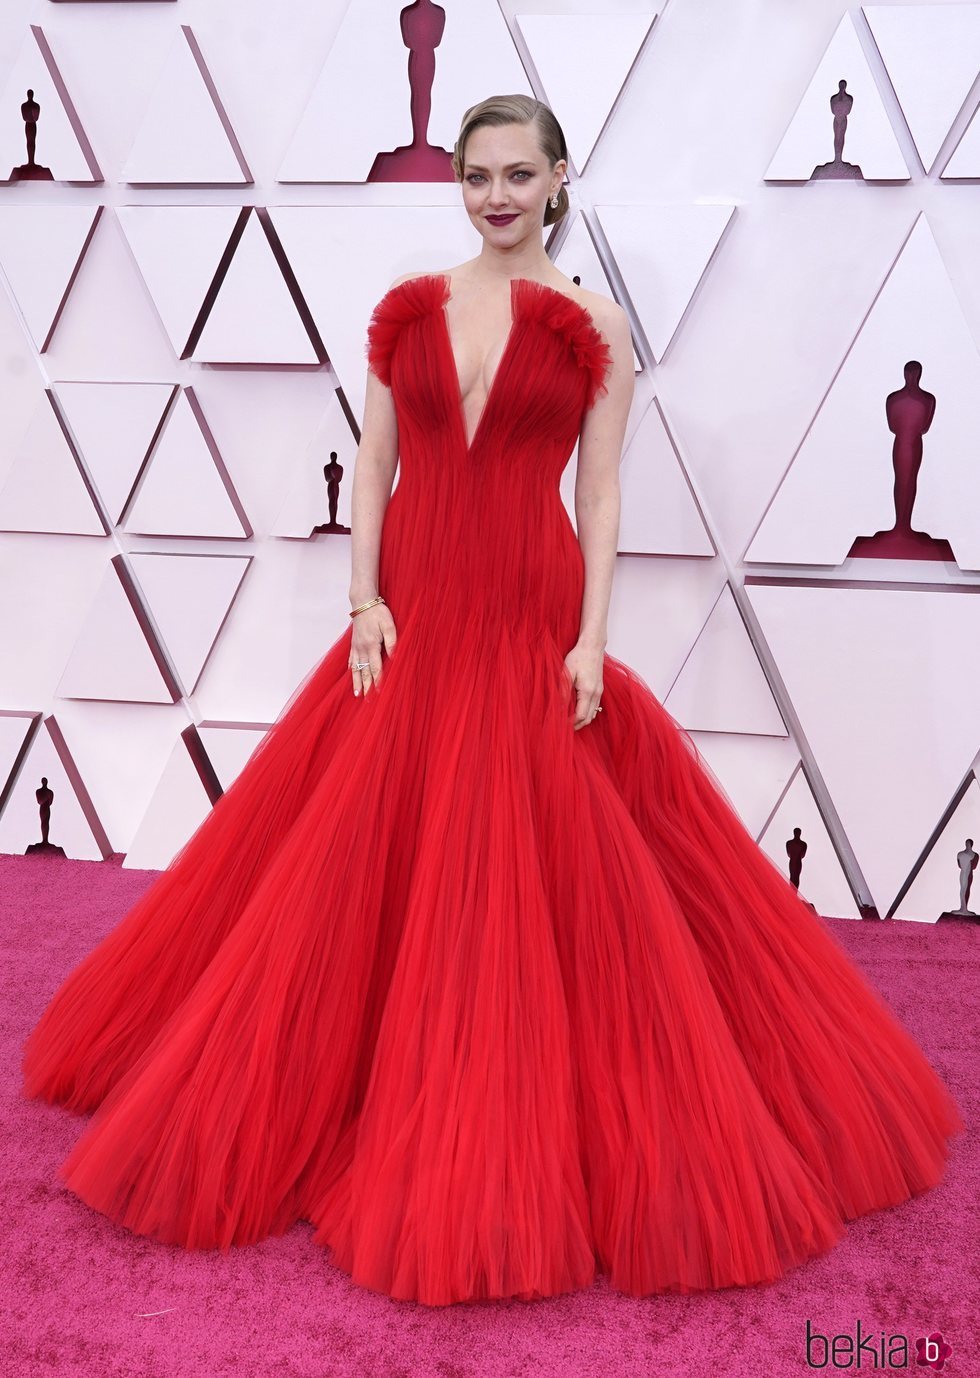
[550,192,559,208]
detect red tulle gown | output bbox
[22,273,963,1306]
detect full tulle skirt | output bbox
[22,588,964,1305]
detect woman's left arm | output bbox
[567,302,635,730]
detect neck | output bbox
[473,242,554,281]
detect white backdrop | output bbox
[1,0,979,925]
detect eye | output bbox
[464,171,532,184]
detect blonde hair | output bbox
[451,94,570,227]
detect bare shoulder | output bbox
[388,268,449,291]
[579,286,627,337]
[391,260,486,293]
[553,276,626,336]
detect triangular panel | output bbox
[893,779,980,923]
[129,552,251,694]
[604,554,728,701]
[270,205,474,417]
[121,25,250,185]
[116,205,242,355]
[865,3,980,173]
[552,213,641,371]
[748,581,980,916]
[0,716,110,860]
[56,559,176,703]
[765,14,910,181]
[594,203,734,360]
[56,381,176,525]
[746,215,980,569]
[0,393,105,535]
[0,27,101,184]
[122,389,250,538]
[0,205,100,351]
[192,212,319,364]
[561,395,714,558]
[758,763,862,920]
[688,732,800,842]
[516,12,655,172]
[941,92,980,177]
[270,394,359,538]
[198,723,269,792]
[664,586,787,736]
[123,733,215,870]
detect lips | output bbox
[486,214,518,225]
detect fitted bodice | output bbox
[366,273,611,477]
[363,273,612,641]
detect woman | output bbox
[22,94,963,1307]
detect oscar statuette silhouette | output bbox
[10,88,54,181]
[369,1,455,182]
[939,839,979,921]
[785,827,816,912]
[848,362,954,561]
[312,450,351,535]
[810,80,864,181]
[26,776,66,856]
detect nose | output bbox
[487,179,511,208]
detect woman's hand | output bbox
[564,639,605,730]
[349,602,397,696]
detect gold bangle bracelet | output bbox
[349,595,386,619]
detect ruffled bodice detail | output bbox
[365,273,612,416]
[510,275,613,412]
[363,274,440,389]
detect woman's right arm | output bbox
[347,347,400,697]
[348,365,398,609]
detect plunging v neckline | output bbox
[436,273,521,454]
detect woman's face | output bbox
[459,122,565,242]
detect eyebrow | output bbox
[463,161,535,172]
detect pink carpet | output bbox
[3,851,975,1377]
